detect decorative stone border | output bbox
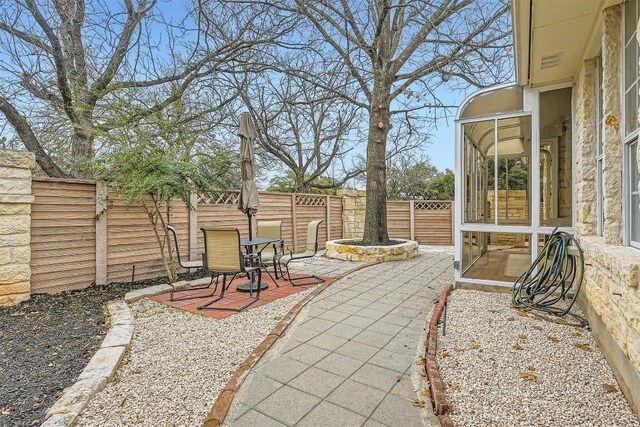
[202,261,379,427]
[124,276,212,303]
[41,300,134,427]
[325,238,419,262]
[424,283,454,427]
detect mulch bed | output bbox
[0,271,205,427]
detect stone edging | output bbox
[424,283,454,427]
[202,261,380,427]
[41,300,134,427]
[325,239,419,262]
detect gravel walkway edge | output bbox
[40,300,134,427]
[424,284,454,427]
[38,276,211,427]
[203,261,379,427]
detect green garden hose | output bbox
[511,229,588,328]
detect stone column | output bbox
[0,150,35,306]
[602,5,623,245]
[575,59,598,236]
[337,189,366,239]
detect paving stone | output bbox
[383,336,418,356]
[391,375,418,400]
[367,320,404,336]
[317,309,351,323]
[233,409,286,427]
[237,373,283,407]
[301,317,336,333]
[363,419,389,427]
[370,393,426,427]
[357,308,387,321]
[333,303,363,315]
[325,323,363,339]
[306,333,349,351]
[285,343,330,365]
[352,329,394,349]
[335,340,379,361]
[369,349,414,373]
[380,313,413,327]
[287,326,321,343]
[255,385,320,426]
[350,363,402,393]
[315,353,364,377]
[297,401,366,427]
[257,356,309,384]
[342,315,375,329]
[289,366,345,398]
[326,379,387,417]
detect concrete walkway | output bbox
[225,248,453,427]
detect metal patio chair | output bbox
[284,219,326,287]
[166,225,213,302]
[198,227,262,312]
[257,220,285,281]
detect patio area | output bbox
[222,247,453,427]
[72,249,452,427]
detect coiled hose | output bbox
[511,229,588,328]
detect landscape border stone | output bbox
[424,283,454,426]
[123,277,211,303]
[41,299,135,427]
[325,238,419,262]
[202,261,379,427]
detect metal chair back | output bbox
[201,227,244,273]
[257,220,283,256]
[304,220,323,256]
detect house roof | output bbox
[512,0,621,87]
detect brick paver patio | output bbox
[224,248,453,427]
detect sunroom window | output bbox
[625,0,640,247]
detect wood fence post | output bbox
[95,181,108,285]
[410,200,415,241]
[450,201,455,245]
[291,193,297,252]
[326,195,331,242]
[189,192,198,264]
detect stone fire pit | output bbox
[324,239,419,262]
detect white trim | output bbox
[454,83,522,121]
[456,277,515,288]
[454,121,463,282]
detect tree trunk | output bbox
[362,87,391,244]
[71,115,95,167]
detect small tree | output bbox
[92,102,237,283]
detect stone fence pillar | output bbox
[0,150,35,306]
[338,189,366,239]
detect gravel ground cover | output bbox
[0,271,205,427]
[75,289,315,427]
[438,289,640,427]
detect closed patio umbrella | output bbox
[237,112,259,239]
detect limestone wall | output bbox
[339,189,366,239]
[0,150,35,306]
[573,5,640,414]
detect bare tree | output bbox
[259,0,512,243]
[239,68,363,193]
[0,0,294,177]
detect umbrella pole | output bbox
[248,213,253,240]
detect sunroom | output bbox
[454,84,574,286]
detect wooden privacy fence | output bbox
[30,178,344,294]
[28,177,453,294]
[386,200,454,246]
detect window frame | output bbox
[622,0,639,247]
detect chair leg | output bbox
[198,273,257,312]
[170,273,218,302]
[284,258,325,287]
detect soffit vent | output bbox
[540,52,563,70]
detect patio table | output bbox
[237,237,281,292]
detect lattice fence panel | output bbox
[414,201,451,211]
[295,195,326,206]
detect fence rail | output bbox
[28,177,453,294]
